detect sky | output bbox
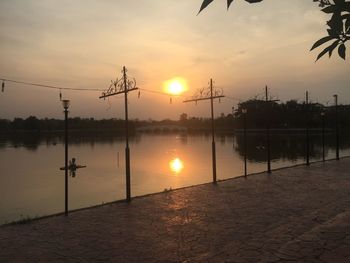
[0,0,349,120]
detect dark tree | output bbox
[199,0,349,60]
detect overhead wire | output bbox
[1,76,265,106]
[0,76,187,111]
[0,77,104,92]
[138,87,185,98]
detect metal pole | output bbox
[322,112,325,162]
[334,94,339,160]
[64,108,68,216]
[306,91,310,166]
[232,107,235,149]
[243,111,247,177]
[210,79,217,183]
[266,86,271,173]
[123,66,131,201]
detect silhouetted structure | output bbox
[99,66,138,202]
[183,79,225,183]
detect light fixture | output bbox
[62,99,70,109]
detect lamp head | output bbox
[62,99,70,110]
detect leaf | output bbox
[310,36,334,51]
[322,5,338,14]
[333,0,345,7]
[198,0,214,14]
[338,44,346,60]
[328,13,343,34]
[227,0,234,9]
[345,15,350,32]
[245,0,263,3]
[333,0,345,6]
[328,40,340,57]
[316,40,339,61]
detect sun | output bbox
[164,77,188,96]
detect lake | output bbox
[0,131,349,224]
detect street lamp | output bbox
[242,108,248,177]
[232,106,235,148]
[183,79,225,183]
[62,99,70,216]
[306,91,310,166]
[334,94,339,160]
[321,111,325,162]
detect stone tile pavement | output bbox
[1,159,350,262]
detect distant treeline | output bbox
[0,99,349,133]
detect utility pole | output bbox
[334,94,339,160]
[242,108,248,177]
[321,111,325,162]
[99,66,138,202]
[183,79,225,183]
[265,86,279,173]
[306,91,310,166]
[62,100,70,216]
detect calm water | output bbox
[1,131,349,224]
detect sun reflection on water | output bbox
[169,158,184,174]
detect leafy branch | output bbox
[199,0,350,61]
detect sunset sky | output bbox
[0,0,349,120]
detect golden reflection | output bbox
[169,158,184,174]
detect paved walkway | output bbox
[1,159,350,262]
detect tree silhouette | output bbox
[199,0,349,61]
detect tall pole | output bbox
[123,66,131,201]
[306,91,310,166]
[321,112,325,162]
[232,107,235,148]
[64,105,69,216]
[334,94,339,160]
[243,109,247,177]
[99,67,138,202]
[183,79,224,184]
[266,86,271,173]
[210,79,217,183]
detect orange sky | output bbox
[0,0,349,120]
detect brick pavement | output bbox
[1,159,350,262]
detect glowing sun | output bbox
[164,77,188,96]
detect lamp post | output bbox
[183,79,225,184]
[232,106,235,148]
[264,86,279,173]
[99,67,138,202]
[334,94,339,160]
[242,108,247,177]
[210,80,217,183]
[306,91,310,166]
[62,99,70,216]
[321,111,325,162]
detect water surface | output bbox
[0,131,348,224]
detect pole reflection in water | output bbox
[169,157,184,175]
[3,132,350,224]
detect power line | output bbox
[0,77,187,99]
[0,77,104,92]
[138,88,185,97]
